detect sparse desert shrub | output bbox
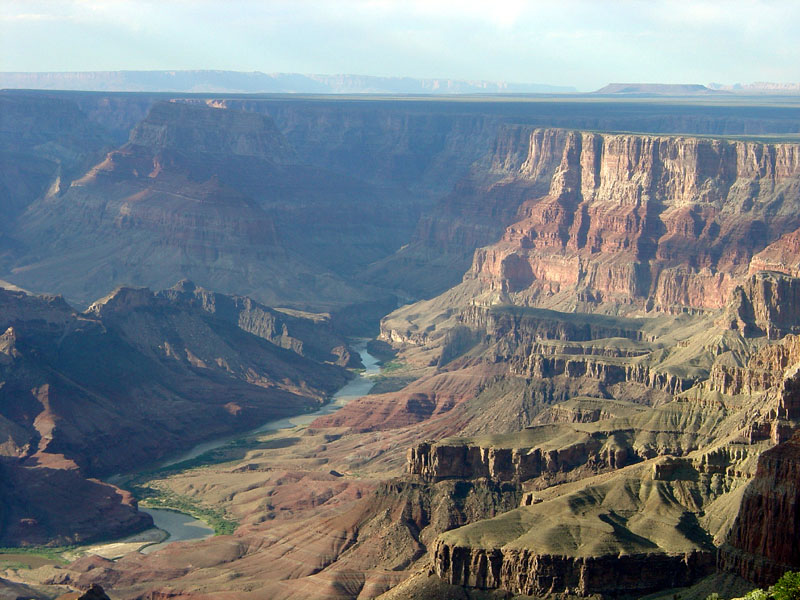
[744,589,769,600]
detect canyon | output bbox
[1,90,800,599]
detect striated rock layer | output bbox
[458,128,800,312]
[720,432,800,586]
[435,543,713,597]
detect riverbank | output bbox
[103,341,381,556]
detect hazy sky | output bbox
[1,0,798,91]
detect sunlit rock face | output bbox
[460,129,800,312]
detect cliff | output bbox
[431,463,719,596]
[157,279,358,366]
[407,424,637,484]
[720,271,800,339]
[0,458,152,546]
[719,433,800,586]
[128,100,297,163]
[0,93,113,228]
[462,129,800,312]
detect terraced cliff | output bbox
[376,128,800,597]
[4,94,800,598]
[463,129,800,312]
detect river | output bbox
[133,341,380,550]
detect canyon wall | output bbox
[5,101,415,310]
[720,433,800,586]
[463,129,800,312]
[433,542,714,597]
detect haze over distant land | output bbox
[596,82,800,95]
[2,0,799,91]
[0,70,576,94]
[4,72,800,96]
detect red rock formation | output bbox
[750,227,800,277]
[7,101,414,311]
[0,458,151,546]
[465,129,800,311]
[311,368,489,432]
[720,433,800,586]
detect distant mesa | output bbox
[594,82,724,95]
[0,70,577,94]
[595,81,800,96]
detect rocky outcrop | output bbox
[708,333,800,397]
[719,433,800,586]
[361,126,568,296]
[76,584,112,600]
[0,458,152,546]
[720,271,800,339]
[408,427,635,483]
[0,93,114,227]
[158,280,357,366]
[433,542,714,597]
[0,283,360,545]
[429,464,721,597]
[128,100,297,163]
[459,304,650,343]
[750,228,800,278]
[454,304,696,395]
[0,284,349,468]
[464,129,800,312]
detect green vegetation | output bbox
[0,547,71,566]
[379,359,405,373]
[772,572,800,600]
[368,374,416,394]
[133,484,238,536]
[709,571,800,600]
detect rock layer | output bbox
[464,129,800,312]
[720,433,800,586]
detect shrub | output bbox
[772,571,800,600]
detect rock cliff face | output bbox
[0,458,151,546]
[721,271,800,339]
[157,279,357,366]
[129,101,297,163]
[0,93,113,230]
[463,129,800,312]
[406,394,732,486]
[407,433,629,484]
[434,543,714,597]
[720,433,800,586]
[429,463,721,597]
[364,127,571,296]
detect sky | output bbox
[1,0,798,92]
